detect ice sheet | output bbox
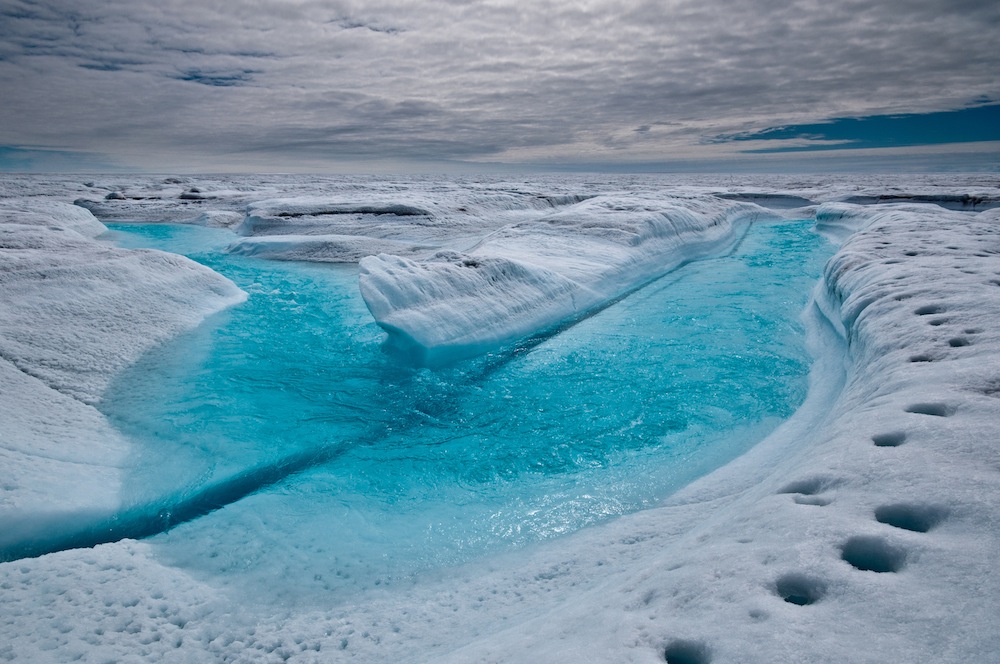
[1,175,999,663]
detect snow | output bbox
[359,195,780,363]
[227,233,435,263]
[1,174,999,662]
[0,200,245,560]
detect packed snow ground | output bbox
[1,174,998,662]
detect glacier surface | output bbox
[0,173,998,663]
[358,195,779,362]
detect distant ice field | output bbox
[101,219,831,605]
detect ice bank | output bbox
[0,200,245,559]
[358,195,779,363]
[1,177,998,663]
[424,201,1000,663]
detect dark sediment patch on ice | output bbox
[274,203,431,218]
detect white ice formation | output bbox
[1,174,999,662]
[359,195,779,363]
[0,199,245,556]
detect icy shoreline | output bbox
[0,200,246,558]
[358,195,780,363]
[1,175,998,662]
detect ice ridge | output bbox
[358,194,779,363]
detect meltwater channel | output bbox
[102,218,831,606]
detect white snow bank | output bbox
[0,355,128,533]
[359,195,779,363]
[232,192,568,254]
[227,234,435,263]
[0,222,246,404]
[0,202,246,556]
[192,210,244,229]
[0,199,107,238]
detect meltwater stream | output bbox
[102,219,831,606]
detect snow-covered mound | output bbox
[359,194,779,363]
[0,219,246,405]
[219,192,596,264]
[0,201,246,558]
[0,199,108,238]
[227,234,435,263]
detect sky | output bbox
[0,0,998,173]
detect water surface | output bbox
[103,219,830,605]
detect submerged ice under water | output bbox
[102,219,831,605]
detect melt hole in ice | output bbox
[793,495,832,506]
[904,402,956,417]
[841,536,907,573]
[663,639,712,664]
[948,337,971,347]
[777,476,838,496]
[774,572,827,606]
[915,304,947,316]
[874,504,948,533]
[872,431,907,447]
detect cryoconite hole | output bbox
[778,476,838,496]
[663,639,712,664]
[775,573,827,605]
[841,536,907,573]
[872,431,906,447]
[875,504,948,533]
[904,402,955,417]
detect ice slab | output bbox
[359,194,779,363]
[227,233,435,263]
[0,201,246,556]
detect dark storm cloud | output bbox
[0,0,998,170]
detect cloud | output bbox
[0,0,998,170]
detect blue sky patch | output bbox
[0,145,122,172]
[718,104,1000,152]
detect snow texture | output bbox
[359,195,778,362]
[227,234,435,263]
[0,200,245,559]
[1,174,999,663]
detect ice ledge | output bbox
[0,201,247,551]
[359,194,779,364]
